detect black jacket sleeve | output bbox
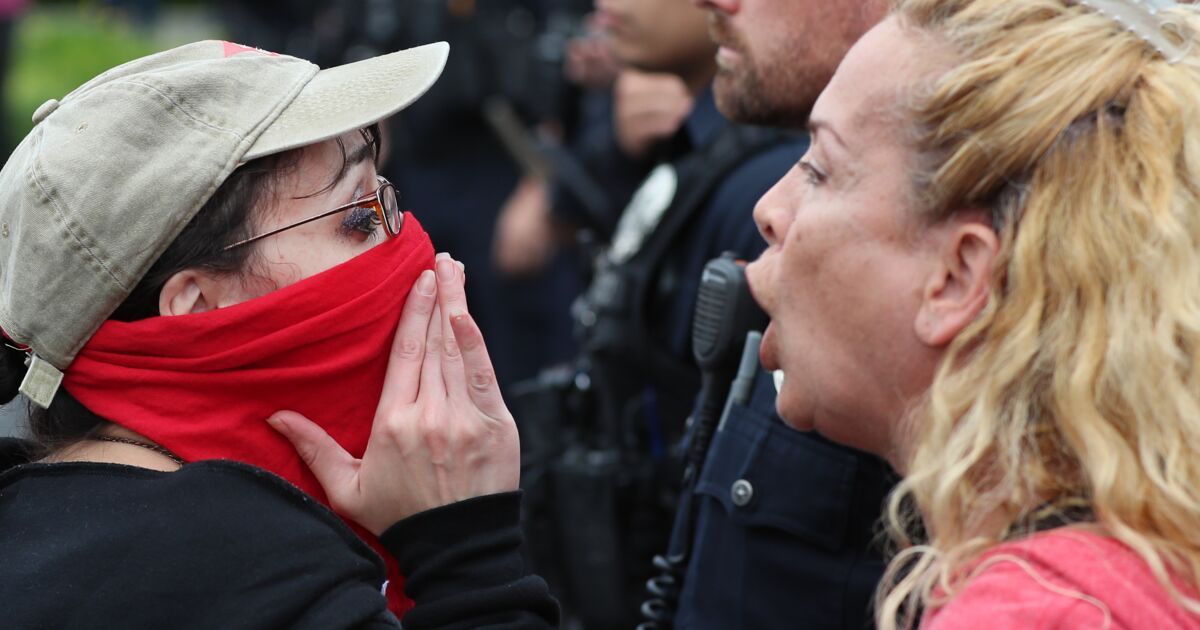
[382,491,560,629]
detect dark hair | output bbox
[0,125,382,455]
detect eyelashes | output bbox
[340,205,382,237]
[798,160,827,186]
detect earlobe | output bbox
[914,220,999,347]
[159,271,214,316]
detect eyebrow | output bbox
[293,137,378,202]
[345,139,377,172]
[807,117,848,152]
[327,137,378,195]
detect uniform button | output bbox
[731,479,754,507]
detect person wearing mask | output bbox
[748,0,1200,627]
[0,40,557,628]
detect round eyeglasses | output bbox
[222,176,402,251]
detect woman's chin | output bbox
[776,399,816,432]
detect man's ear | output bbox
[158,270,239,316]
[914,218,999,347]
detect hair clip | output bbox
[1076,0,1190,63]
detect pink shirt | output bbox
[922,529,1200,629]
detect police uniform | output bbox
[596,96,896,628]
[577,89,804,446]
[547,88,807,627]
[675,368,895,629]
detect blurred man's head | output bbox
[694,0,887,126]
[596,0,716,90]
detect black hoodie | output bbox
[0,438,558,629]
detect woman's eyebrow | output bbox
[324,140,378,192]
[807,117,848,154]
[346,141,377,170]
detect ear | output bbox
[914,217,999,347]
[158,270,240,317]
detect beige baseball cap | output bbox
[0,40,449,406]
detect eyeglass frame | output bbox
[222,176,402,251]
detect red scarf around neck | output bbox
[63,212,434,616]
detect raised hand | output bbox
[614,68,694,160]
[268,254,520,535]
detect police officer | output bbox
[541,0,807,625]
[656,1,897,629]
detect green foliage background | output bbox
[5,2,222,151]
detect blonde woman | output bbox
[747,0,1200,627]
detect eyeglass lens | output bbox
[379,183,401,235]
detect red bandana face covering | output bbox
[63,212,434,616]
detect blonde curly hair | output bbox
[878,0,1200,627]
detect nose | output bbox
[692,0,739,13]
[753,175,795,248]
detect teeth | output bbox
[773,370,784,393]
[716,47,737,71]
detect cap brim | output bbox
[243,42,449,161]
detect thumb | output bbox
[267,411,361,510]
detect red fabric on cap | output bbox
[222,41,278,58]
[63,212,435,616]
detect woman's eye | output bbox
[340,205,381,236]
[798,160,827,186]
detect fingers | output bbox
[433,253,507,418]
[614,71,692,158]
[449,307,508,419]
[267,410,360,512]
[434,254,467,319]
[381,254,462,408]
[379,269,438,409]
[435,253,470,384]
[420,302,446,400]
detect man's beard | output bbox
[709,18,825,128]
[714,64,801,127]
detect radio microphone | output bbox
[639,252,768,629]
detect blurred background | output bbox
[1,0,219,157]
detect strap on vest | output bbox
[582,124,789,390]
